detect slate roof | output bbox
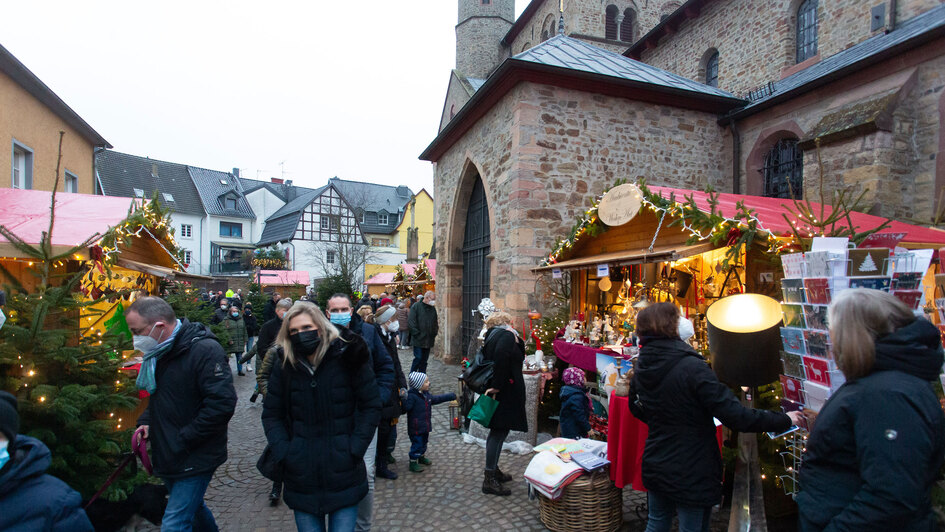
[731,4,945,118]
[95,150,206,217]
[513,35,738,100]
[257,186,329,246]
[239,177,287,202]
[188,167,255,220]
[329,178,413,235]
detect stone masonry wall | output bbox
[457,16,514,79]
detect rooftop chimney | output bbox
[271,177,284,184]
[151,163,158,177]
[232,168,240,177]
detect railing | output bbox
[210,262,248,274]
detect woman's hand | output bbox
[485,388,500,397]
[787,410,805,426]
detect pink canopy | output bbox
[363,259,437,286]
[258,270,310,286]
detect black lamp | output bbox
[705,293,783,387]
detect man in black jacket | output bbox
[407,291,438,373]
[210,298,229,325]
[127,297,237,531]
[262,292,280,323]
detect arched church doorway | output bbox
[462,175,491,353]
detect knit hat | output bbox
[374,304,396,325]
[0,391,19,444]
[562,367,586,387]
[408,372,427,390]
[379,297,393,307]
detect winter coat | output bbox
[408,301,438,348]
[243,309,259,337]
[0,435,94,532]
[261,327,381,516]
[210,306,228,325]
[629,337,790,508]
[404,389,456,436]
[257,345,279,397]
[348,313,395,405]
[797,318,945,532]
[559,384,591,439]
[481,327,528,432]
[257,317,283,361]
[136,319,237,479]
[263,299,278,322]
[395,308,409,331]
[378,329,408,419]
[221,315,247,353]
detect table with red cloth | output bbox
[607,394,724,491]
[552,339,625,373]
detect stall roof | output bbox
[117,258,213,281]
[258,270,310,286]
[364,260,437,285]
[534,242,714,271]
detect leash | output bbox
[84,426,152,508]
[84,453,135,508]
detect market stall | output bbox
[363,259,436,297]
[256,269,311,299]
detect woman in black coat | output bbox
[480,311,527,496]
[797,289,945,531]
[262,302,381,531]
[628,303,800,532]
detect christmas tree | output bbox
[858,252,877,273]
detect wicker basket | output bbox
[538,470,623,532]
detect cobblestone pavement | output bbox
[135,347,738,531]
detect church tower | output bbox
[456,0,514,80]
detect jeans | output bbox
[161,473,217,532]
[644,490,711,532]
[246,336,257,356]
[233,353,244,374]
[355,429,377,531]
[293,505,358,532]
[411,347,430,373]
[398,330,409,346]
[408,433,429,459]
[485,428,509,471]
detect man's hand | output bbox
[138,425,149,440]
[786,410,805,426]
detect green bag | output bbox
[468,394,499,426]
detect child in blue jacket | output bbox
[559,367,592,439]
[404,372,456,473]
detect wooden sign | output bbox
[597,183,643,227]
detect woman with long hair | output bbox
[261,302,381,532]
[796,289,945,531]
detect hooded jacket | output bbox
[0,435,93,532]
[348,312,395,405]
[559,384,592,439]
[136,319,237,479]
[797,318,945,532]
[220,314,247,353]
[261,327,381,515]
[629,337,790,507]
[404,389,456,436]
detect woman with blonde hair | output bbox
[797,288,945,531]
[261,301,381,531]
[479,310,528,496]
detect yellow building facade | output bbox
[396,189,434,258]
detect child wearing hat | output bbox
[559,367,593,439]
[403,372,456,473]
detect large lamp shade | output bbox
[706,293,783,387]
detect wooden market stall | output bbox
[256,269,311,299]
[363,259,436,297]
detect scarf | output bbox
[136,320,182,394]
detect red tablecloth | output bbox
[553,340,624,373]
[607,394,724,491]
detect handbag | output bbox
[461,329,499,394]
[468,394,499,426]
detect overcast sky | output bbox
[4,1,529,194]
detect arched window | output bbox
[605,5,619,40]
[620,9,635,42]
[542,13,556,42]
[705,50,719,87]
[796,0,818,63]
[762,139,803,199]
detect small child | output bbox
[559,367,592,439]
[403,372,456,472]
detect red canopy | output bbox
[648,186,945,247]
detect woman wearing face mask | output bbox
[262,302,381,532]
[371,304,408,480]
[222,304,249,376]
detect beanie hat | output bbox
[678,317,695,342]
[408,372,427,391]
[562,367,586,387]
[374,305,396,325]
[379,297,393,308]
[0,391,19,443]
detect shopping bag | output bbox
[468,394,499,426]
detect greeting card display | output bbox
[803,304,829,331]
[804,251,832,278]
[803,278,831,305]
[781,304,806,328]
[781,252,805,279]
[803,330,832,359]
[892,272,922,290]
[780,375,805,404]
[781,328,806,355]
[848,276,891,292]
[848,248,889,277]
[892,289,922,310]
[802,355,832,387]
[803,381,831,413]
[782,279,805,303]
[781,351,806,379]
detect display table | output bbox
[553,340,623,373]
[607,395,723,491]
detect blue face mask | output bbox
[329,312,352,327]
[0,441,9,471]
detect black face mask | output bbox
[290,330,321,358]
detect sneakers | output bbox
[482,470,511,496]
[418,456,432,466]
[409,460,425,473]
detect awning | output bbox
[257,270,310,286]
[533,242,715,272]
[211,241,257,250]
[116,258,213,281]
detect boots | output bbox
[494,467,512,483]
[482,470,511,496]
[418,456,432,466]
[409,459,425,473]
[377,462,398,480]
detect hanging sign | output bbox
[597,183,643,227]
[552,268,562,279]
[597,264,610,277]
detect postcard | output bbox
[780,252,805,279]
[780,351,806,379]
[781,278,805,303]
[780,375,805,404]
[781,303,806,328]
[848,248,889,277]
[804,278,831,304]
[803,304,829,331]
[811,237,849,253]
[892,289,922,310]
[892,272,922,290]
[781,327,806,355]
[802,355,832,387]
[804,329,832,359]
[804,251,831,278]
[860,232,906,250]
[848,276,891,292]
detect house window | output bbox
[620,9,634,42]
[133,188,145,198]
[359,211,366,224]
[705,51,719,88]
[64,171,78,193]
[320,215,339,231]
[183,250,192,265]
[378,213,389,225]
[762,139,803,199]
[372,238,390,247]
[796,0,818,63]
[220,221,243,238]
[11,142,32,190]
[605,5,619,40]
[181,224,193,238]
[224,196,237,210]
[163,193,175,204]
[326,250,336,264]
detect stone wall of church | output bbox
[432,82,726,362]
[639,0,943,97]
[457,16,513,79]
